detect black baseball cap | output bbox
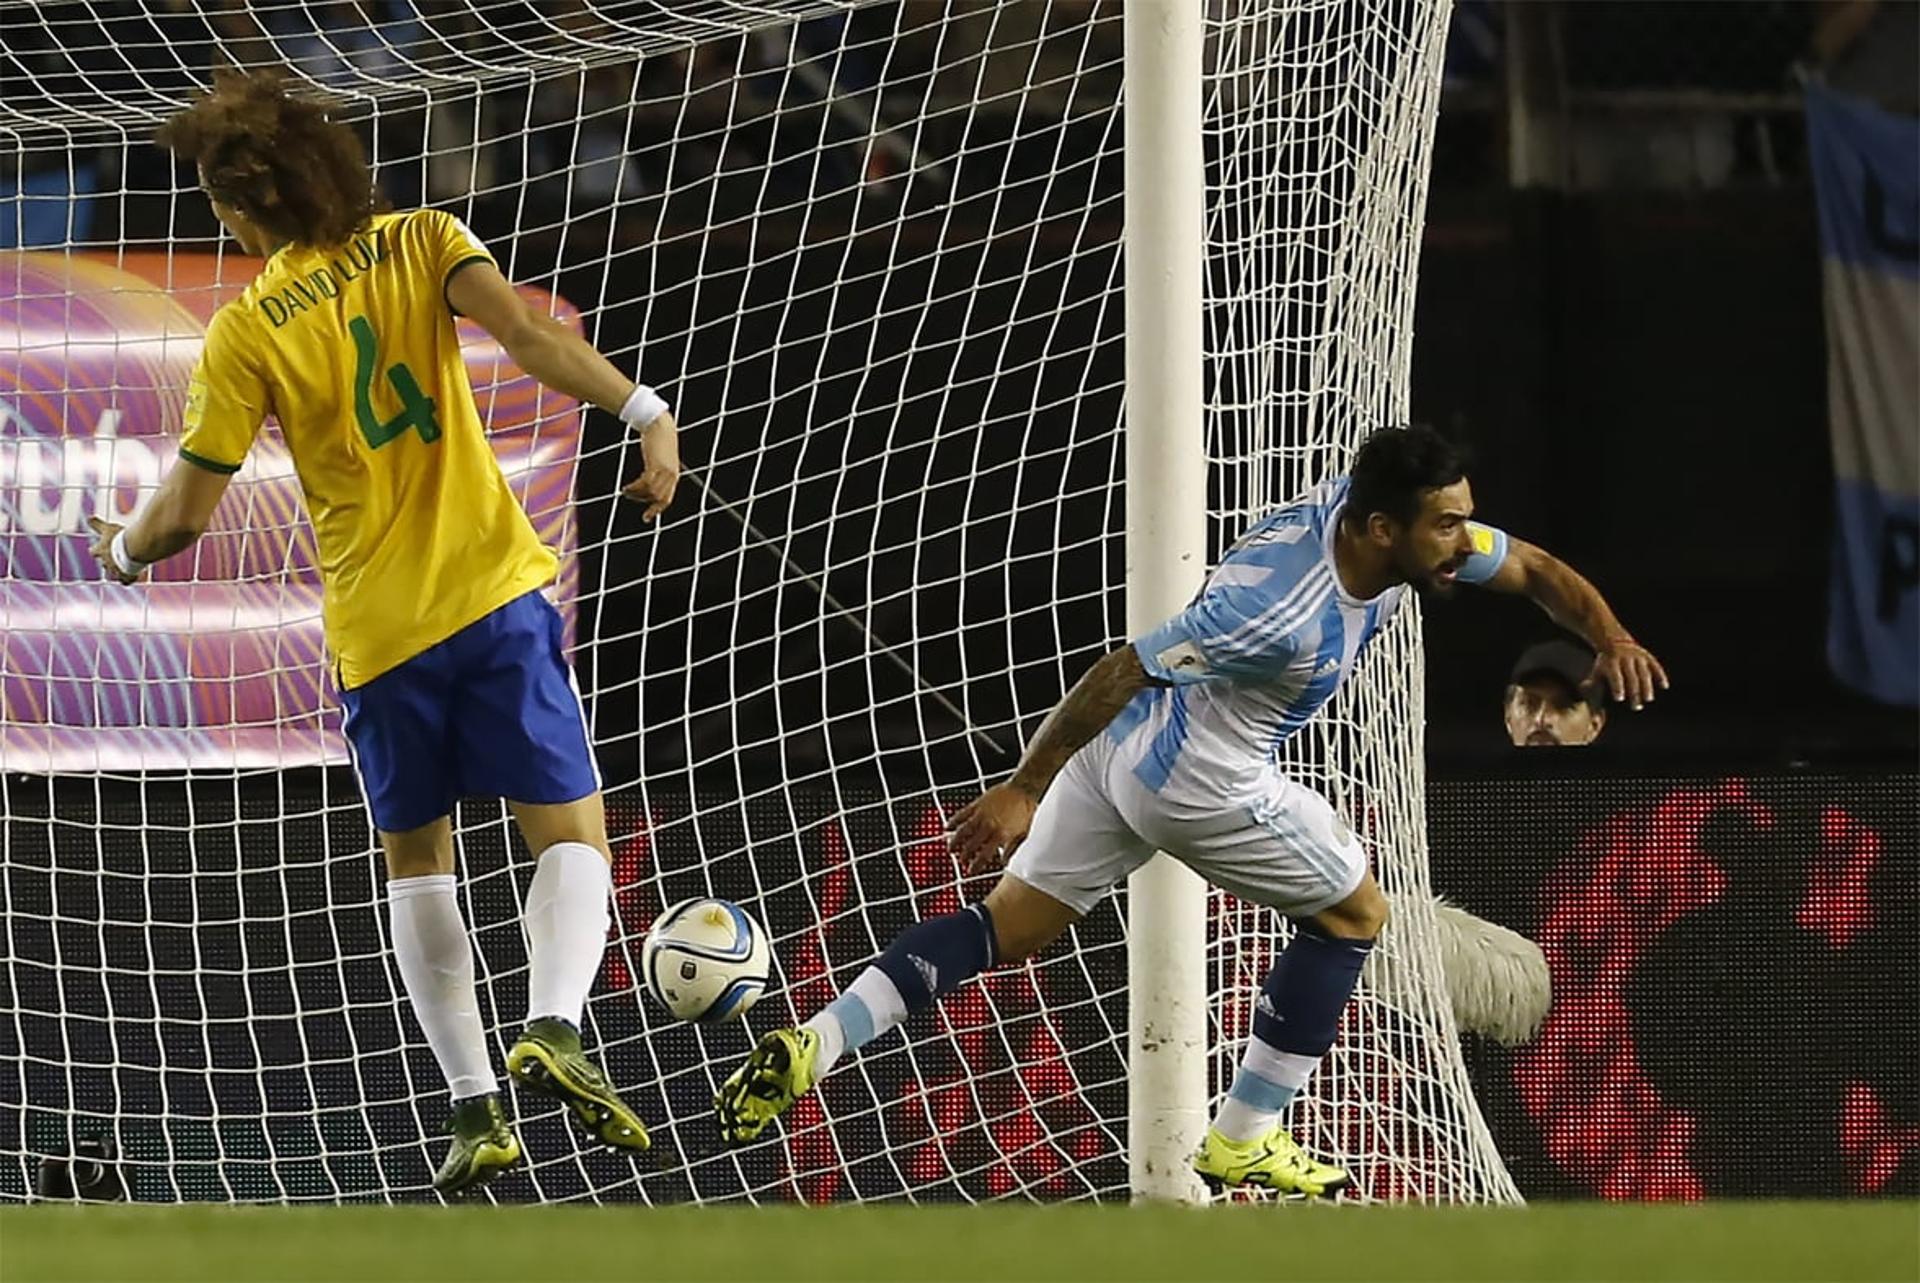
[1508,639,1601,707]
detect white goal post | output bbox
[1122,0,1209,1205]
[0,0,1518,1204]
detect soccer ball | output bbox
[639,897,771,1024]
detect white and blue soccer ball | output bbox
[639,897,771,1024]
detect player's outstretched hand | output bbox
[86,516,142,585]
[621,412,680,521]
[1588,637,1669,712]
[947,782,1039,875]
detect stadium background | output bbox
[4,0,1917,1204]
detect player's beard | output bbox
[1381,539,1465,599]
[1406,552,1464,599]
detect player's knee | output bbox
[1315,877,1389,941]
[379,819,455,880]
[384,847,451,880]
[508,794,610,859]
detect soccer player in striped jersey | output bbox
[86,70,676,1195]
[718,425,1669,1196]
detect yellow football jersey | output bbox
[178,208,557,689]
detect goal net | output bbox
[0,0,1516,1204]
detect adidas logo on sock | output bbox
[910,953,939,994]
[1256,993,1281,1020]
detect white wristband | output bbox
[110,528,148,577]
[619,383,670,431]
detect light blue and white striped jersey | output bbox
[1110,476,1509,805]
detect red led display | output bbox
[1483,776,1916,1200]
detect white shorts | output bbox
[1006,735,1367,917]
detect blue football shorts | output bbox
[339,590,601,833]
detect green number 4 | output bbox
[349,314,441,448]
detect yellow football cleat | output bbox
[506,1018,651,1152]
[714,1027,821,1145]
[433,1094,523,1196]
[1192,1125,1352,1198]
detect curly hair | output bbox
[1344,424,1471,527]
[156,68,377,249]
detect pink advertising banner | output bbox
[1,251,582,773]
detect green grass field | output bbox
[1,1202,1915,1283]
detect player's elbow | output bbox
[148,486,218,552]
[494,303,562,366]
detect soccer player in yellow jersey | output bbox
[85,70,673,1195]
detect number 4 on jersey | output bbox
[349,314,442,448]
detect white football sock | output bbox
[388,874,496,1100]
[1212,1039,1322,1143]
[804,1008,848,1073]
[523,841,612,1027]
[804,966,909,1076]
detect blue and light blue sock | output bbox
[803,903,998,1074]
[1214,921,1374,1143]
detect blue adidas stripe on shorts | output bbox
[340,590,601,833]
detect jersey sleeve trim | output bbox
[178,446,242,475]
[442,253,494,315]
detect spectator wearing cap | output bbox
[1504,639,1607,748]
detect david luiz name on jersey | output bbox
[257,226,391,330]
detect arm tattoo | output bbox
[1009,647,1157,799]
